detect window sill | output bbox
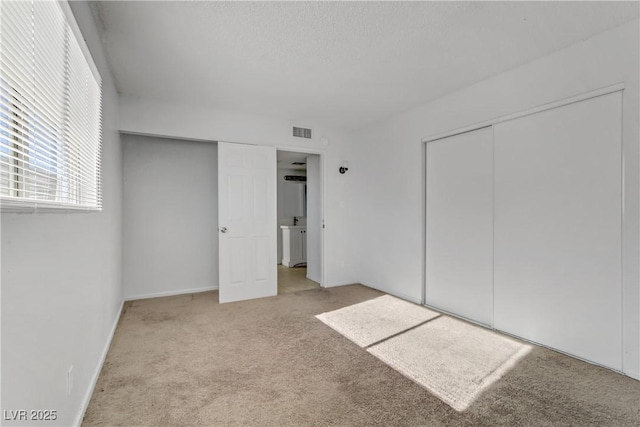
[1,198,101,214]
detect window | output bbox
[0,0,102,211]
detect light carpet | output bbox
[83,286,640,426]
[368,316,532,411]
[315,294,440,347]
[317,297,532,412]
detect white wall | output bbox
[351,20,640,379]
[122,135,218,300]
[119,97,358,287]
[277,168,307,264]
[1,2,123,425]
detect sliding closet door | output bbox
[494,91,622,370]
[426,127,493,326]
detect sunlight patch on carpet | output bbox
[367,316,532,411]
[315,295,440,347]
[316,297,531,412]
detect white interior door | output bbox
[493,91,622,370]
[426,127,494,326]
[218,142,277,303]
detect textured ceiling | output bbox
[93,1,639,130]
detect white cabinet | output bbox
[281,226,306,267]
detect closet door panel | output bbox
[493,91,622,370]
[426,127,494,326]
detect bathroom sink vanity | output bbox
[280,226,306,267]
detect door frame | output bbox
[275,145,326,288]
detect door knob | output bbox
[220,227,228,233]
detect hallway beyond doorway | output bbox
[278,265,320,294]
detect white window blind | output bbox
[0,0,102,211]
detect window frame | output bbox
[0,0,103,213]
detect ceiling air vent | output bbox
[293,126,312,139]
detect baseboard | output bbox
[74,299,124,427]
[623,369,639,381]
[358,281,422,305]
[124,286,218,301]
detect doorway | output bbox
[276,150,322,294]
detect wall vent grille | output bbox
[293,126,312,139]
